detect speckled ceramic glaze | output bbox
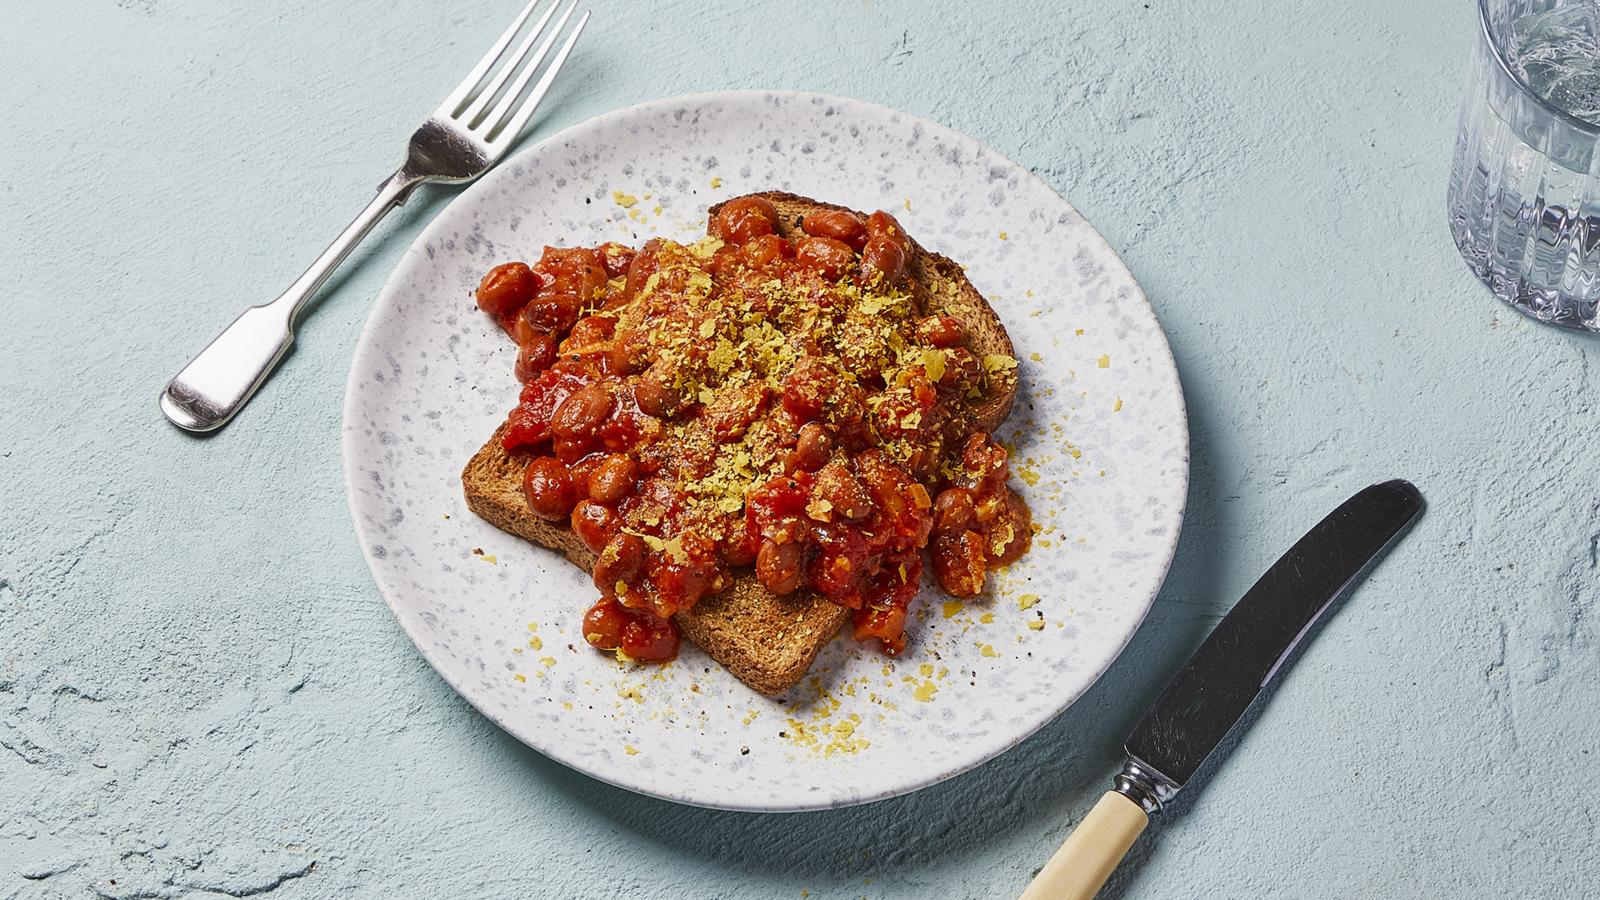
[342,91,1187,812]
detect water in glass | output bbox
[1449,0,1600,328]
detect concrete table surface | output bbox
[3,0,1596,896]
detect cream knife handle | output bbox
[1019,791,1149,900]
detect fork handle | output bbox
[159,170,421,433]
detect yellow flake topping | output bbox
[806,498,834,522]
[984,354,1019,375]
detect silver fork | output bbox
[160,0,591,433]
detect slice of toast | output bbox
[462,193,1017,695]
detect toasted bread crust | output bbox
[462,193,1018,695]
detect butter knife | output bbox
[1020,479,1424,899]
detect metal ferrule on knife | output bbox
[1112,757,1180,815]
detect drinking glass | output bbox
[1449,0,1600,329]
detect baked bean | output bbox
[593,533,646,593]
[865,209,904,240]
[859,234,908,287]
[985,491,1033,565]
[801,210,867,251]
[830,382,867,428]
[932,529,987,597]
[514,333,557,382]
[740,233,791,269]
[794,236,856,281]
[539,247,607,304]
[564,314,615,351]
[915,315,966,348]
[932,487,976,535]
[566,453,605,493]
[709,244,743,279]
[597,242,636,278]
[607,329,652,376]
[937,347,981,390]
[582,598,629,650]
[587,454,637,504]
[522,456,577,521]
[619,614,679,662]
[756,540,803,595]
[517,291,580,335]
[852,604,908,654]
[551,383,614,442]
[807,524,869,599]
[788,422,834,472]
[633,362,683,418]
[710,196,779,244]
[812,463,871,522]
[623,239,663,300]
[960,434,1010,494]
[650,560,712,615]
[475,262,539,316]
[570,499,617,554]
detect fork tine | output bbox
[460,0,566,128]
[476,0,578,137]
[460,0,565,128]
[487,8,590,145]
[438,0,555,119]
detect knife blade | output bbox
[1020,479,1424,900]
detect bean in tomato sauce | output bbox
[476,200,1029,663]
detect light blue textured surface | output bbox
[2,0,1596,897]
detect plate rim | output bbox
[342,88,1190,811]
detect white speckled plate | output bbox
[343,91,1187,811]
